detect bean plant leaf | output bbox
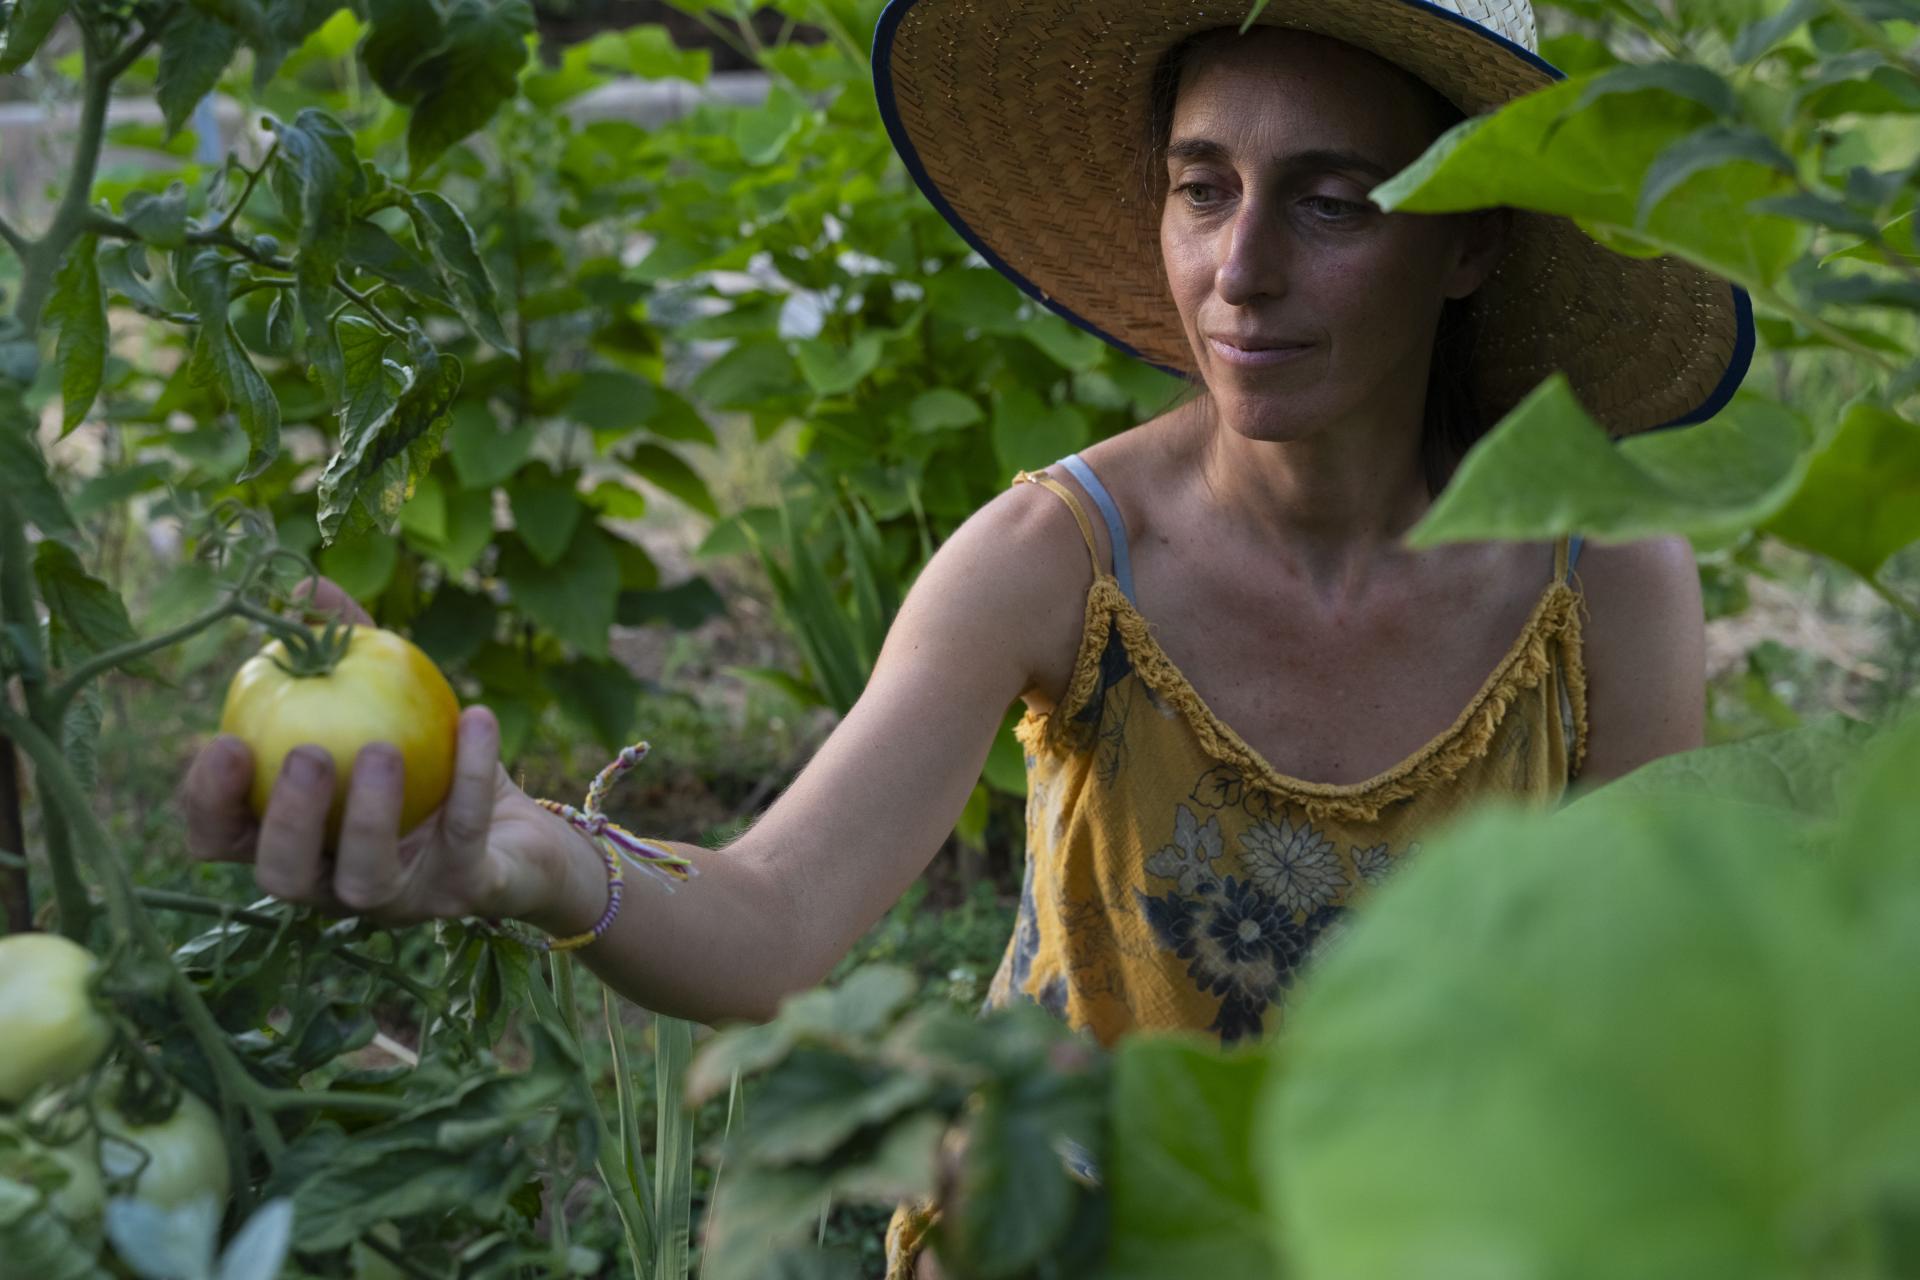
[1762,401,1920,577]
[1566,715,1876,824]
[626,443,717,517]
[405,191,516,355]
[1406,376,1810,549]
[155,5,241,137]
[317,324,462,542]
[445,401,534,489]
[795,333,883,396]
[1370,68,1809,288]
[509,467,585,567]
[498,524,620,658]
[45,234,106,435]
[268,110,367,404]
[0,0,64,72]
[1105,1037,1276,1280]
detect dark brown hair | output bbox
[1142,28,1487,496]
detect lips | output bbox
[1210,336,1311,352]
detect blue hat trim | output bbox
[870,0,1758,432]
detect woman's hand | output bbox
[181,579,599,930]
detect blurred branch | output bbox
[213,140,279,237]
[1866,573,1920,631]
[0,214,27,259]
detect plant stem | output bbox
[47,597,242,720]
[0,214,26,259]
[214,140,280,237]
[1866,574,1920,630]
[250,1086,416,1116]
[132,887,278,927]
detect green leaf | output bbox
[908,388,983,433]
[689,340,802,409]
[924,268,1024,336]
[626,443,716,517]
[406,191,516,355]
[0,1176,110,1280]
[317,528,399,600]
[411,583,497,667]
[642,388,717,446]
[1105,1037,1277,1280]
[1566,716,1876,824]
[0,384,76,539]
[733,85,806,165]
[1262,791,1920,1280]
[317,324,462,542]
[123,182,190,250]
[155,5,241,138]
[1406,376,1809,550]
[1635,124,1794,231]
[620,24,708,82]
[568,368,659,433]
[267,109,366,404]
[1370,68,1809,289]
[509,467,584,567]
[617,577,726,629]
[1023,317,1107,373]
[1762,401,1920,578]
[416,484,494,576]
[587,479,648,519]
[179,249,282,480]
[795,333,883,396]
[34,541,142,670]
[0,0,65,72]
[98,243,167,317]
[992,387,1089,477]
[46,234,106,435]
[500,523,619,657]
[737,1051,934,1165]
[362,0,442,101]
[545,658,645,753]
[343,219,454,307]
[445,400,534,489]
[396,0,535,176]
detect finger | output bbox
[183,735,260,863]
[290,574,374,627]
[253,746,337,904]
[333,743,407,914]
[439,706,501,854]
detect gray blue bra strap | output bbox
[1059,453,1136,602]
[1567,534,1586,580]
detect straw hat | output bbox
[872,0,1755,437]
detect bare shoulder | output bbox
[1570,535,1706,787]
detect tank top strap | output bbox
[1554,534,1587,584]
[1056,454,1136,602]
[1012,469,1103,580]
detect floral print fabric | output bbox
[982,546,1586,1049]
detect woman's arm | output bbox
[1570,534,1706,787]
[188,481,1095,1026]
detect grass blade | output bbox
[653,1016,696,1279]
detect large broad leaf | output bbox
[267,110,367,404]
[508,467,584,567]
[1259,776,1920,1280]
[405,192,516,355]
[1761,400,1920,578]
[1105,1036,1278,1280]
[177,249,281,480]
[155,5,241,137]
[498,523,619,658]
[1566,715,1877,824]
[316,323,461,542]
[625,443,716,517]
[45,234,106,435]
[368,0,533,176]
[1370,67,1809,289]
[992,387,1089,477]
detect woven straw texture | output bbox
[881,0,1745,437]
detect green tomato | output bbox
[0,934,114,1104]
[0,1124,104,1224]
[98,1089,230,1210]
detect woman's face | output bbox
[1159,28,1503,444]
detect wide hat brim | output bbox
[872,0,1755,438]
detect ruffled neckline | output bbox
[1017,572,1588,826]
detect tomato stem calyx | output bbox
[264,616,354,679]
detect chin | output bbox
[1207,388,1331,444]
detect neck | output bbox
[1188,396,1434,600]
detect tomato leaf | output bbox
[0,0,65,72]
[154,5,240,138]
[385,0,534,177]
[33,541,147,673]
[343,218,453,308]
[317,324,462,543]
[215,1198,294,1280]
[405,191,516,356]
[122,182,190,250]
[267,110,367,405]
[45,233,106,435]
[177,249,282,481]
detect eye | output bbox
[1302,195,1372,220]
[1174,181,1229,210]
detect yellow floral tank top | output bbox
[984,454,1590,1048]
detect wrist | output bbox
[523,812,612,938]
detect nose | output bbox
[1214,195,1292,308]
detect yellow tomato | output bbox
[220,627,460,841]
[0,934,114,1105]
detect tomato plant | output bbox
[220,626,460,839]
[96,1088,231,1212]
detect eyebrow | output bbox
[1164,138,1393,181]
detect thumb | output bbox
[291,574,375,627]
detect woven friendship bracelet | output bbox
[522,742,698,953]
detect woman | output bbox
[184,0,1745,1270]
